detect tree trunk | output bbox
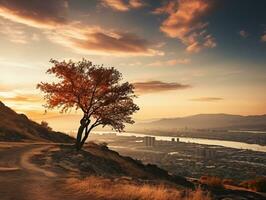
[75,116,91,151]
[79,126,93,149]
[75,124,86,151]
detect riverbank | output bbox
[123,129,266,146]
[89,133,266,181]
[92,131,266,153]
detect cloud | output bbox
[129,0,145,8]
[190,97,223,102]
[0,83,29,93]
[101,0,145,12]
[239,30,249,38]
[0,19,27,43]
[133,81,191,94]
[46,24,163,56]
[175,58,191,64]
[119,61,142,67]
[154,0,216,53]
[0,0,68,29]
[147,58,190,67]
[0,18,41,44]
[0,94,41,103]
[32,33,41,41]
[0,84,12,92]
[261,27,266,42]
[261,34,266,42]
[0,0,160,56]
[0,83,42,103]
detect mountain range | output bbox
[133,113,266,131]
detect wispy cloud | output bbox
[190,97,223,102]
[46,24,163,56]
[147,58,191,67]
[0,18,41,44]
[239,30,249,38]
[0,83,12,92]
[0,19,27,44]
[0,94,41,103]
[154,0,216,53]
[133,81,191,94]
[0,0,160,56]
[0,58,40,70]
[101,0,146,12]
[0,0,68,29]
[260,26,266,42]
[261,32,266,42]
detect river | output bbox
[92,131,266,153]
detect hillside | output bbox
[30,143,265,200]
[33,142,192,187]
[0,101,74,142]
[133,113,266,131]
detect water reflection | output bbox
[92,131,266,153]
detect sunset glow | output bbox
[0,0,265,132]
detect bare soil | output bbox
[0,143,76,200]
[0,142,265,200]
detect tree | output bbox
[37,59,139,150]
[40,121,52,131]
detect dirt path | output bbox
[1,143,265,200]
[0,143,73,200]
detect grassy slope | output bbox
[0,101,74,142]
[34,143,209,199]
[41,143,265,200]
[65,176,211,200]
[49,143,193,188]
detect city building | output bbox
[143,136,155,147]
[171,138,180,143]
[195,147,216,159]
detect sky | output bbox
[0,0,265,132]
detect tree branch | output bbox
[86,81,99,114]
[69,77,86,113]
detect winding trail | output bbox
[0,143,71,200]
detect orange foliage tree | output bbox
[37,59,139,150]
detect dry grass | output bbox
[240,177,266,192]
[199,176,223,189]
[83,142,152,178]
[222,179,236,186]
[66,176,212,200]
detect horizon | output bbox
[0,0,266,132]
[1,2,266,199]
[2,100,266,133]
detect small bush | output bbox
[40,121,52,131]
[240,177,266,192]
[222,179,236,186]
[200,176,223,189]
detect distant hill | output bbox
[133,113,266,131]
[0,101,74,142]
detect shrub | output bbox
[222,178,236,186]
[40,121,52,131]
[199,176,223,189]
[240,177,266,192]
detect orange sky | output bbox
[0,0,265,132]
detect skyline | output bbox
[0,0,266,131]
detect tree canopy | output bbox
[37,59,139,150]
